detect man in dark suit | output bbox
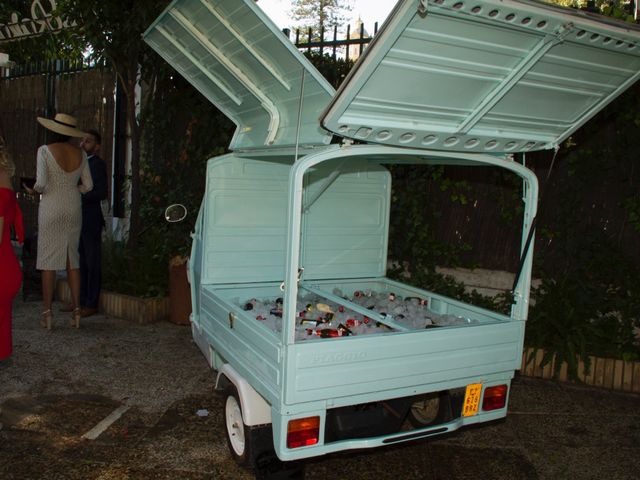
[78,129,108,317]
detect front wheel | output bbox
[224,385,252,466]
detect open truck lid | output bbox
[143,0,335,151]
[321,0,640,153]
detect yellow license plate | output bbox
[462,383,483,417]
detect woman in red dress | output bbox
[0,146,24,363]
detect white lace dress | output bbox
[34,145,93,270]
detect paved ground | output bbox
[1,299,639,479]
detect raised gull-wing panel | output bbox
[322,0,640,153]
[144,0,335,151]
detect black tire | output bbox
[222,384,305,478]
[223,384,252,466]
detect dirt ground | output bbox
[1,299,639,479]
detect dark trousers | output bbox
[79,225,102,309]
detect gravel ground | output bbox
[1,299,639,479]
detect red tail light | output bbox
[287,416,320,448]
[482,384,508,411]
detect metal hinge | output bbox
[280,267,304,292]
[418,0,428,18]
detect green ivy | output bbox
[386,163,518,315]
[101,59,233,297]
[624,194,640,234]
[525,81,640,377]
[101,236,168,298]
[303,51,354,89]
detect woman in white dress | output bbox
[24,113,93,329]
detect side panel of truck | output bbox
[201,287,281,399]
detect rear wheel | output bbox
[224,385,252,465]
[408,393,442,427]
[222,383,305,478]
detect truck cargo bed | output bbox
[197,277,523,407]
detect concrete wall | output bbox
[436,267,541,298]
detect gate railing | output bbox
[286,21,379,60]
[1,57,106,78]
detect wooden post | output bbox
[613,360,624,390]
[603,359,614,389]
[594,357,606,387]
[633,363,640,394]
[558,360,568,382]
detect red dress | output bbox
[0,188,23,360]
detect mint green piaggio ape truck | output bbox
[144,0,640,474]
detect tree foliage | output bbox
[101,66,234,297]
[54,0,172,246]
[290,0,353,33]
[545,0,637,23]
[0,0,85,61]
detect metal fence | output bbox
[286,21,380,60]
[0,57,106,79]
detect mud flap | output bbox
[250,425,305,480]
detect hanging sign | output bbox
[0,0,78,44]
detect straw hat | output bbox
[36,113,87,137]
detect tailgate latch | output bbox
[280,267,304,292]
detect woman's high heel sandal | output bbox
[41,310,52,330]
[71,308,81,329]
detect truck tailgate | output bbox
[285,320,523,405]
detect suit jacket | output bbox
[81,154,108,232]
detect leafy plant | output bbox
[138,64,234,261]
[303,51,355,89]
[101,236,169,298]
[624,194,640,234]
[387,265,513,315]
[527,272,640,380]
[99,52,233,297]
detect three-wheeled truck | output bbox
[144,0,640,473]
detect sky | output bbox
[256,0,396,31]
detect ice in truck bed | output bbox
[236,288,480,342]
